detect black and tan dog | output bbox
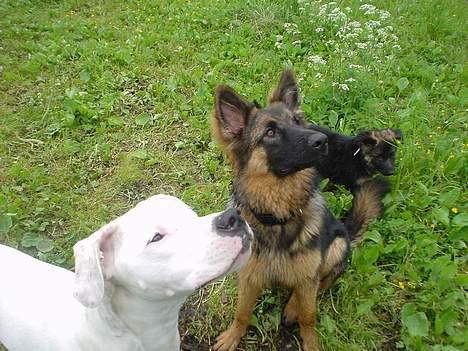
[212,69,389,351]
[308,124,402,191]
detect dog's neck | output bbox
[82,282,184,351]
[108,285,184,351]
[78,282,145,350]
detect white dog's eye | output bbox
[147,232,165,245]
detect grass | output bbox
[0,0,466,350]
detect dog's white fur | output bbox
[0,194,251,351]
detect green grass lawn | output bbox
[0,0,466,350]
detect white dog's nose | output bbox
[215,208,242,233]
[214,208,251,253]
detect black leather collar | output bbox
[250,211,290,226]
[249,206,304,226]
[231,187,302,226]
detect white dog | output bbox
[0,194,251,351]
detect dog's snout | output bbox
[215,208,242,233]
[308,132,328,149]
[382,167,395,176]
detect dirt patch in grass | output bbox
[179,289,301,351]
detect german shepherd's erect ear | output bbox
[355,128,402,151]
[269,68,300,111]
[213,85,253,143]
[355,131,377,150]
[393,128,403,141]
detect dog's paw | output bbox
[213,326,243,351]
[281,311,298,327]
[300,328,321,351]
[282,295,299,327]
[302,339,321,351]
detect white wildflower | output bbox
[297,72,306,83]
[292,40,302,47]
[275,34,283,49]
[284,22,298,29]
[332,82,350,91]
[356,42,368,49]
[379,10,391,20]
[284,22,300,34]
[345,77,356,83]
[360,4,377,15]
[366,20,381,29]
[344,32,359,40]
[349,64,363,69]
[275,41,284,49]
[392,44,401,50]
[307,55,327,65]
[315,27,324,33]
[339,84,349,91]
[315,73,323,79]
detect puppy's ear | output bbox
[73,223,117,308]
[356,132,377,149]
[269,68,300,111]
[213,85,252,142]
[393,129,403,141]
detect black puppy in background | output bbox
[309,124,402,192]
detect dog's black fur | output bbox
[308,124,402,192]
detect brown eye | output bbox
[293,116,301,125]
[266,128,275,137]
[148,232,165,244]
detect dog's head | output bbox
[354,128,402,176]
[73,195,251,307]
[212,69,328,178]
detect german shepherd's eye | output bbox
[265,127,276,138]
[147,232,165,245]
[293,115,301,125]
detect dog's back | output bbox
[0,244,81,350]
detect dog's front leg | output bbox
[295,279,321,351]
[214,275,261,351]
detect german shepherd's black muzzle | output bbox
[265,126,328,177]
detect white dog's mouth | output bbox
[186,214,252,291]
[196,244,251,290]
[227,246,250,274]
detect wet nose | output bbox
[215,208,243,235]
[383,166,395,176]
[308,132,328,149]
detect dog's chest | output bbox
[246,249,322,288]
[253,221,305,252]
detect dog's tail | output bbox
[345,178,390,247]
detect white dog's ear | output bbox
[73,223,117,308]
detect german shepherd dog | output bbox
[212,70,389,351]
[308,124,402,191]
